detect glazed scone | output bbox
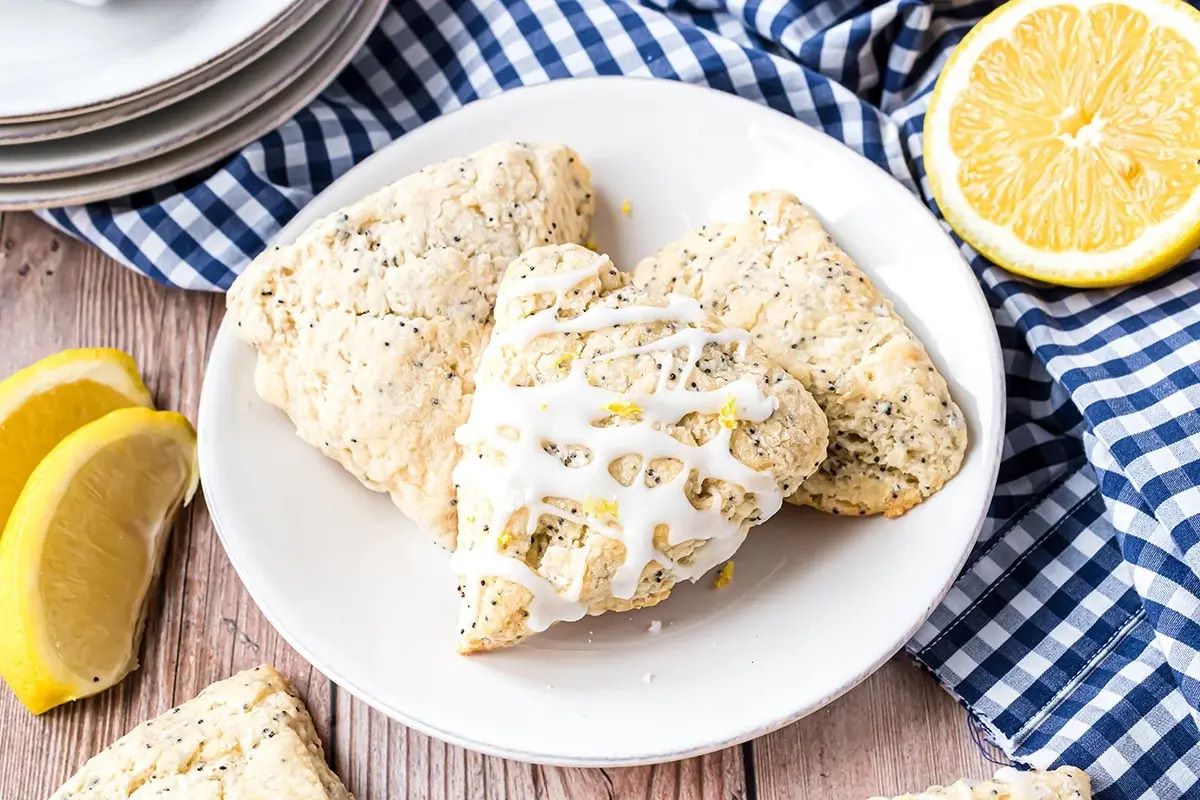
[870,766,1091,800]
[452,244,828,652]
[51,665,352,800]
[634,191,966,517]
[227,142,593,547]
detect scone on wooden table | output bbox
[452,244,828,652]
[871,766,1091,800]
[634,191,966,518]
[52,665,352,800]
[226,142,593,547]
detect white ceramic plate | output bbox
[0,0,329,145]
[0,0,306,121]
[197,78,1005,766]
[0,0,357,182]
[0,0,387,211]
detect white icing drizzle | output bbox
[451,261,784,632]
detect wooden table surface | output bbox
[0,211,1003,800]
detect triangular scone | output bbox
[452,244,828,652]
[227,142,593,547]
[52,665,353,800]
[870,766,1091,800]
[634,191,966,518]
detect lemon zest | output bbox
[714,561,735,589]
[603,400,642,420]
[620,199,633,216]
[582,495,620,520]
[718,396,739,429]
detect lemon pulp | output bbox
[949,3,1200,253]
[925,0,1200,286]
[40,432,190,682]
[0,348,151,532]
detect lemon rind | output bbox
[0,347,152,421]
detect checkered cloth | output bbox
[39,1,1200,796]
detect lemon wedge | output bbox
[924,0,1200,287]
[0,407,197,714]
[0,348,152,536]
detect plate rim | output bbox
[0,0,359,182]
[198,76,1007,766]
[0,0,330,145]
[0,0,320,123]
[0,0,388,211]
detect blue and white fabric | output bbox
[37,2,1200,797]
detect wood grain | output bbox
[753,659,1005,800]
[0,211,998,800]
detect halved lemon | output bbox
[0,407,198,714]
[924,0,1200,287]
[0,348,152,536]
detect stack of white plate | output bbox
[0,0,389,210]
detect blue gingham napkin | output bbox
[40,1,1200,796]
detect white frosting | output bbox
[451,261,783,632]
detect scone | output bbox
[634,191,966,517]
[871,766,1091,800]
[52,665,352,800]
[452,244,828,652]
[227,142,593,547]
